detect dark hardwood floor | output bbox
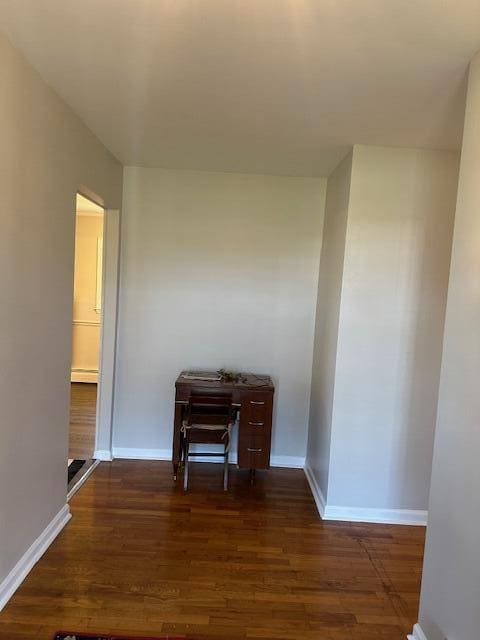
[0,461,425,640]
[68,382,97,460]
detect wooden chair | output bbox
[182,393,236,491]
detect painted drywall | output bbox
[306,152,352,498]
[94,209,121,457]
[326,145,459,511]
[71,212,104,382]
[306,145,459,516]
[114,168,326,460]
[0,33,122,588]
[415,52,480,640]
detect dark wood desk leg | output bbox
[172,403,183,480]
[249,468,256,485]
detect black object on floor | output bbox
[68,459,86,483]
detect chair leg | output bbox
[184,440,190,491]
[223,448,229,491]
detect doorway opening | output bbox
[68,193,105,493]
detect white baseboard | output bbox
[271,455,305,468]
[304,463,326,517]
[71,371,98,383]
[94,449,113,461]
[323,505,427,526]
[0,504,71,611]
[113,447,172,460]
[112,447,305,469]
[407,623,428,640]
[303,465,427,526]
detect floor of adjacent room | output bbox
[68,382,97,461]
[0,460,424,640]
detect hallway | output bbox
[0,461,425,640]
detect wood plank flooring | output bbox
[68,382,97,460]
[0,461,425,640]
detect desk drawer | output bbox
[242,419,269,436]
[238,431,271,469]
[238,391,273,469]
[240,392,273,427]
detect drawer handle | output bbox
[250,401,265,405]
[247,447,263,453]
[249,421,264,426]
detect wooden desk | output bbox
[172,371,275,479]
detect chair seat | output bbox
[182,421,232,431]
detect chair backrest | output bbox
[185,393,235,427]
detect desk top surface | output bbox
[175,371,274,391]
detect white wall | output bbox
[0,33,122,588]
[114,168,326,461]
[328,145,459,511]
[307,152,352,498]
[307,145,459,518]
[71,212,104,382]
[415,52,480,640]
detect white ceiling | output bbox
[2,1,480,176]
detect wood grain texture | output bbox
[68,382,96,460]
[0,461,425,639]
